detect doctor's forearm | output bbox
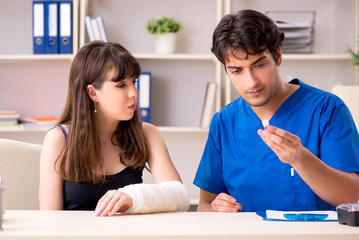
[291,149,359,206]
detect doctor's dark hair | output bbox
[211,9,284,64]
[58,41,149,184]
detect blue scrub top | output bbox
[193,79,359,212]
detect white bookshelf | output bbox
[0,0,79,57]
[0,0,80,123]
[134,53,216,61]
[157,126,209,133]
[0,127,50,133]
[0,55,74,62]
[282,54,352,61]
[0,126,208,134]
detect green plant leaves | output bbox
[146,16,183,35]
[347,37,359,65]
[348,47,359,65]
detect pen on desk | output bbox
[284,213,328,221]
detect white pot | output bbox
[154,33,177,54]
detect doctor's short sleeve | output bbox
[193,113,228,194]
[319,96,359,172]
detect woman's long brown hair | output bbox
[57,41,149,184]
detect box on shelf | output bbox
[266,11,316,54]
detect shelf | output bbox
[282,54,352,61]
[0,126,209,134]
[0,126,52,132]
[157,126,209,133]
[134,53,216,61]
[134,53,353,61]
[0,53,350,62]
[0,54,74,62]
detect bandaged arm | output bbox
[117,181,190,214]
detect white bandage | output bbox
[117,181,190,214]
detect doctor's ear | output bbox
[275,47,282,66]
[86,85,97,102]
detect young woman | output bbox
[39,41,189,216]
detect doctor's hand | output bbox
[211,193,242,212]
[257,125,309,165]
[95,190,133,217]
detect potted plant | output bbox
[146,16,183,54]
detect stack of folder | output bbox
[0,110,20,127]
[267,11,315,54]
[20,116,59,128]
[32,0,73,54]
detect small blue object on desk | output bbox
[284,213,328,221]
[257,210,338,222]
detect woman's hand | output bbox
[95,190,133,217]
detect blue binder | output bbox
[32,1,46,54]
[59,0,73,54]
[137,72,152,123]
[45,1,59,54]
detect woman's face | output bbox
[95,67,139,122]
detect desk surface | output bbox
[0,210,359,240]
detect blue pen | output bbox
[284,213,328,221]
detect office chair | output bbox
[0,138,42,210]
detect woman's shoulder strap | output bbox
[56,124,68,139]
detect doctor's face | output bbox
[225,48,281,107]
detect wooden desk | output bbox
[0,210,358,240]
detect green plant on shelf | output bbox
[146,16,183,35]
[347,37,359,65]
